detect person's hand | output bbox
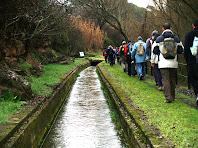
[151,63,155,67]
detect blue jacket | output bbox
[131,40,146,63]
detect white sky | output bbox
[128,0,154,8]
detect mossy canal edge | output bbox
[0,61,90,148]
[97,63,171,148]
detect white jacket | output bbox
[150,41,158,64]
[158,53,178,69]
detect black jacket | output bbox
[184,27,198,64]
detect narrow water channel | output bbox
[41,66,124,148]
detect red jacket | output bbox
[124,44,128,60]
[103,49,107,56]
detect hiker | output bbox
[115,47,120,63]
[153,23,183,103]
[146,30,159,85]
[113,48,116,65]
[125,40,133,76]
[107,46,115,66]
[184,19,198,106]
[119,41,127,72]
[131,36,146,80]
[146,30,158,59]
[150,32,163,91]
[103,48,108,63]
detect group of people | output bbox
[103,21,198,106]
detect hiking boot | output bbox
[164,100,172,103]
[158,87,163,91]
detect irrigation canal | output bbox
[40,66,126,148]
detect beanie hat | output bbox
[152,30,158,36]
[137,36,143,41]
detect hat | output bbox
[193,20,198,27]
[137,36,143,41]
[122,41,126,44]
[152,30,158,36]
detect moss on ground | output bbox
[30,58,89,96]
[0,101,26,124]
[99,62,198,148]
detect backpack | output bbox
[127,43,133,57]
[120,45,125,55]
[190,36,198,56]
[108,48,114,55]
[121,45,125,51]
[160,37,177,59]
[137,43,144,56]
[146,38,153,57]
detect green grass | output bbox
[85,50,104,60]
[100,62,198,148]
[30,58,88,96]
[0,101,26,123]
[176,93,196,102]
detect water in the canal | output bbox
[41,66,124,148]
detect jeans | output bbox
[136,63,145,77]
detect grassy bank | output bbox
[0,101,26,124]
[85,50,104,60]
[0,58,88,124]
[100,62,198,148]
[30,58,88,96]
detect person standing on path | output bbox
[153,23,183,103]
[107,46,115,66]
[103,48,108,63]
[131,36,146,80]
[184,20,198,106]
[150,32,163,91]
[125,40,133,76]
[119,41,127,72]
[146,30,159,85]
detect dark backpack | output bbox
[146,38,153,57]
[120,45,125,55]
[127,43,133,57]
[108,48,114,55]
[160,36,177,59]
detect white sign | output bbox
[79,52,84,57]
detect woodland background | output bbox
[0,0,198,61]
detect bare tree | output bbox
[71,0,129,41]
[0,0,70,58]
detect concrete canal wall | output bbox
[1,60,170,148]
[0,62,90,148]
[97,63,169,148]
